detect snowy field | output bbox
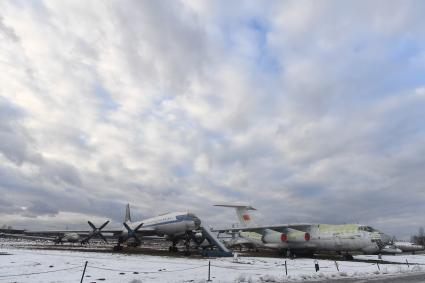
[0,246,425,282]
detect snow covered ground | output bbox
[0,245,424,282]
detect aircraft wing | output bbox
[25,230,93,235]
[212,223,313,233]
[23,229,121,235]
[133,226,157,236]
[24,227,158,236]
[0,232,58,241]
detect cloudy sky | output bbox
[0,0,424,237]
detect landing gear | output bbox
[169,238,179,252]
[168,233,192,256]
[113,236,124,251]
[183,232,192,256]
[168,246,178,252]
[287,249,296,259]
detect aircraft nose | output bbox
[186,213,202,229]
[194,216,201,229]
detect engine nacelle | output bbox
[262,229,288,244]
[287,228,310,243]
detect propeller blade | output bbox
[122,222,143,246]
[87,221,96,230]
[83,220,109,244]
[99,221,110,230]
[123,222,131,232]
[134,222,144,231]
[81,234,94,244]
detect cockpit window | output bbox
[359,226,375,232]
[187,212,198,218]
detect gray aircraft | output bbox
[214,204,391,259]
[4,204,204,255]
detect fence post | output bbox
[334,261,339,272]
[207,260,212,282]
[284,260,288,276]
[80,261,88,283]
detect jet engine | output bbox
[261,229,287,244]
[286,228,310,243]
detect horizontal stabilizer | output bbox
[214,203,256,227]
[214,204,257,210]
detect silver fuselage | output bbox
[227,224,390,254]
[123,212,200,238]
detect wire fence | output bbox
[87,264,207,274]
[0,258,421,281]
[0,266,81,278]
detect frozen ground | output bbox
[0,244,425,282]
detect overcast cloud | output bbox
[0,0,424,237]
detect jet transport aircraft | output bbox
[3,204,204,255]
[214,204,392,259]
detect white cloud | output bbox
[0,0,424,237]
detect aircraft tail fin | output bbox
[124,203,132,223]
[214,204,256,227]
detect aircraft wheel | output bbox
[169,246,178,252]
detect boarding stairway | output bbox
[200,225,233,257]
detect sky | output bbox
[0,0,424,238]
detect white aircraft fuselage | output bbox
[124,211,201,238]
[214,204,391,255]
[307,224,388,254]
[234,224,388,254]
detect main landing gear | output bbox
[168,232,192,256]
[169,238,179,252]
[183,232,191,256]
[113,236,124,251]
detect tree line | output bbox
[411,227,425,246]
